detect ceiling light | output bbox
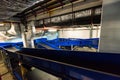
[33,0,44,5]
[0,23,4,26]
[48,29,57,32]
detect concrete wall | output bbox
[99,0,120,53]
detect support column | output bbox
[71,45,73,51]
[21,24,28,48]
[21,21,36,48]
[30,21,36,48]
[96,26,99,38]
[99,0,120,53]
[89,25,93,38]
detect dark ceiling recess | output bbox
[0,0,44,20]
[15,0,50,17]
[22,0,50,14]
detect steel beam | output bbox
[5,48,120,80]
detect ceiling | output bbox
[0,0,44,20]
[15,0,79,17]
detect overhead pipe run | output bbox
[25,0,84,18]
[33,6,101,28]
[26,0,102,22]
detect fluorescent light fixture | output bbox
[48,29,57,32]
[33,0,44,4]
[0,23,4,26]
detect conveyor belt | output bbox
[16,48,120,77]
[37,43,54,49]
[2,47,119,80]
[5,47,19,52]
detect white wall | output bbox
[58,27,100,39]
[92,28,101,38]
[99,0,120,53]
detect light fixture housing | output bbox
[0,23,4,26]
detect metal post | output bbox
[59,46,61,49]
[89,25,93,38]
[30,21,35,48]
[22,32,28,48]
[89,8,95,39]
[21,24,28,48]
[96,26,99,38]
[71,45,73,51]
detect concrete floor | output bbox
[0,53,14,80]
[73,46,97,52]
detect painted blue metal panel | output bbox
[35,38,99,49]
[35,38,47,43]
[7,48,119,80]
[21,54,120,80]
[13,71,22,80]
[0,42,23,49]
